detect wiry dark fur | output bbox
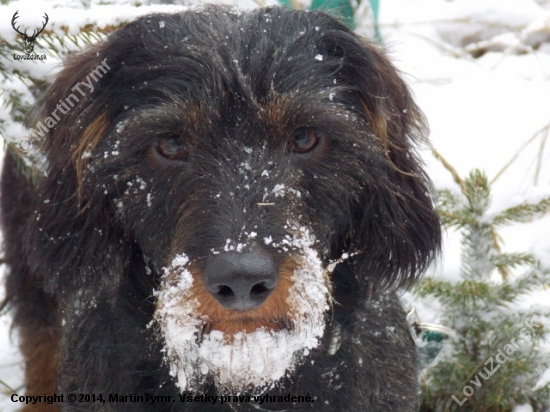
[1,6,440,411]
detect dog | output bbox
[1,6,441,411]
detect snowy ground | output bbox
[1,0,550,410]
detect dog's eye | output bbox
[156,137,187,160]
[291,128,320,153]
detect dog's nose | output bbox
[203,249,278,310]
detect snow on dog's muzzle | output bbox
[153,227,332,393]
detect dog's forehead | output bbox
[102,7,361,112]
[98,9,370,149]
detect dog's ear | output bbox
[322,28,441,290]
[357,42,440,289]
[24,44,131,298]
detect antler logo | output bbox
[11,11,49,55]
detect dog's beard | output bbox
[154,228,330,394]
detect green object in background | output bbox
[406,308,455,370]
[277,0,382,43]
[418,330,446,368]
[369,0,382,43]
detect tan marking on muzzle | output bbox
[165,259,298,338]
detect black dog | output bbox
[1,6,440,411]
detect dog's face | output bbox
[27,6,440,394]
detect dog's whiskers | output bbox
[197,322,212,344]
[326,249,368,273]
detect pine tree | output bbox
[417,164,550,411]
